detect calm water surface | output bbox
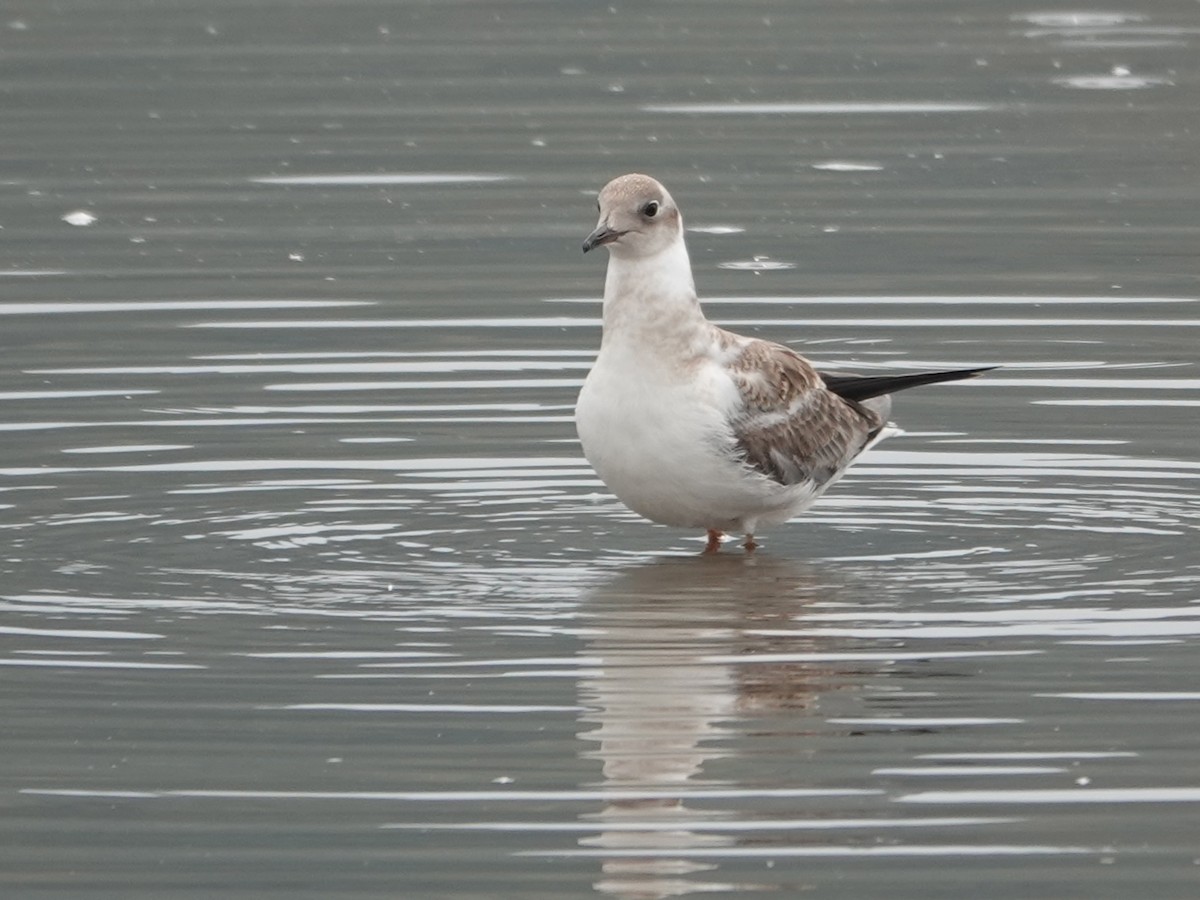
[3,2,1200,898]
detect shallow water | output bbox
[3,1,1200,897]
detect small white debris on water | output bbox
[62,210,98,226]
[688,225,745,235]
[812,161,884,172]
[719,258,797,272]
[1056,73,1169,90]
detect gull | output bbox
[575,173,995,553]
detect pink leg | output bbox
[743,534,758,552]
[704,529,723,554]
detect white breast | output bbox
[576,349,804,531]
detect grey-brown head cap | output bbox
[582,173,683,257]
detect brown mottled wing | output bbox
[725,339,884,487]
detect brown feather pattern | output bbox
[721,333,883,487]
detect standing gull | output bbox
[575,173,994,552]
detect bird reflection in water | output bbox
[575,553,852,898]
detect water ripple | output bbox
[643,102,995,114]
[251,173,511,186]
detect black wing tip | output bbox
[958,365,1001,378]
[821,365,1000,403]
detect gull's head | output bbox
[582,173,683,259]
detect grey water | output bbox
[3,1,1200,897]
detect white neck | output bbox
[600,236,707,352]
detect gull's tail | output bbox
[820,366,998,403]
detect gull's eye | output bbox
[642,200,659,218]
